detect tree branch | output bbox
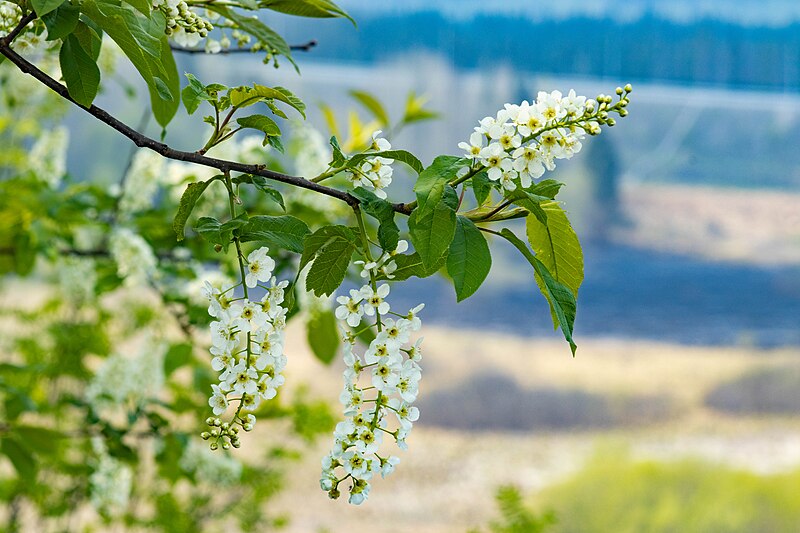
[0,41,386,212]
[171,39,318,54]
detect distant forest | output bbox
[282,12,800,91]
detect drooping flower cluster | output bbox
[180,439,243,485]
[459,86,631,192]
[118,149,166,215]
[28,126,68,188]
[347,131,394,199]
[322,278,424,505]
[201,246,290,450]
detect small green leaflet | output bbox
[181,73,214,115]
[193,215,248,252]
[237,114,281,146]
[172,177,218,240]
[446,216,491,302]
[529,179,565,200]
[329,136,347,167]
[300,225,358,297]
[499,228,578,356]
[232,174,285,211]
[260,0,355,25]
[350,187,399,251]
[59,34,101,107]
[237,215,310,253]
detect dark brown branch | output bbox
[171,39,318,54]
[0,41,380,211]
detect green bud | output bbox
[607,118,616,126]
[615,86,623,95]
[213,418,221,426]
[205,417,215,426]
[619,109,628,117]
[214,244,223,253]
[624,83,633,92]
[328,489,340,500]
[210,442,219,451]
[222,442,231,450]
[201,432,211,440]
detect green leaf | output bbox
[181,73,213,115]
[229,83,306,118]
[82,1,180,126]
[299,225,356,272]
[402,91,440,125]
[529,179,565,199]
[267,135,284,153]
[15,426,64,455]
[73,20,102,61]
[330,136,347,167]
[1,437,36,481]
[207,6,295,67]
[499,228,577,356]
[506,189,549,225]
[472,169,492,206]
[306,309,339,364]
[59,33,101,107]
[31,0,66,16]
[238,215,310,253]
[381,251,446,281]
[164,343,193,376]
[172,177,217,240]
[42,2,80,40]
[408,156,464,270]
[237,114,281,146]
[193,215,248,252]
[153,76,173,101]
[349,90,389,126]
[525,202,584,297]
[350,187,399,252]
[347,149,424,175]
[305,237,355,297]
[233,174,285,210]
[259,0,355,24]
[446,216,491,302]
[122,0,150,15]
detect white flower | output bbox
[499,169,518,191]
[406,337,424,362]
[512,146,545,188]
[537,90,566,122]
[380,455,400,478]
[480,143,513,182]
[90,452,132,516]
[119,150,164,214]
[396,360,422,403]
[229,299,268,334]
[375,318,411,351]
[180,440,241,485]
[28,127,68,188]
[208,384,229,415]
[358,156,393,199]
[405,303,425,331]
[458,131,484,159]
[245,247,276,288]
[226,361,258,395]
[515,101,545,137]
[335,289,365,327]
[210,345,234,372]
[361,284,390,316]
[369,130,391,152]
[388,398,419,430]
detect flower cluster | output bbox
[109,227,158,286]
[28,126,68,188]
[347,131,394,199]
[85,340,166,414]
[0,1,21,38]
[118,149,165,215]
[180,439,243,485]
[321,279,424,505]
[153,0,213,48]
[459,85,632,192]
[90,438,133,517]
[201,246,290,450]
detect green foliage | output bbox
[525,202,584,298]
[306,308,340,364]
[446,215,491,301]
[173,177,219,240]
[59,33,101,107]
[541,451,800,533]
[350,187,400,251]
[238,215,310,253]
[409,156,463,271]
[470,485,556,533]
[42,3,80,40]
[261,0,354,24]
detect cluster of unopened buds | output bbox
[346,131,394,199]
[201,246,289,450]
[154,0,213,48]
[0,1,22,37]
[321,258,424,504]
[459,84,632,191]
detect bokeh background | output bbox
[10,0,800,531]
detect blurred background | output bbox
[5,0,800,531]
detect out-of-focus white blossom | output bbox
[118,150,165,215]
[90,439,132,517]
[180,440,242,485]
[109,228,157,286]
[57,257,96,306]
[28,127,68,188]
[86,340,166,413]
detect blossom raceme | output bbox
[459,86,631,193]
[321,282,424,505]
[201,247,289,450]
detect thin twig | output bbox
[171,39,318,54]
[0,42,401,212]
